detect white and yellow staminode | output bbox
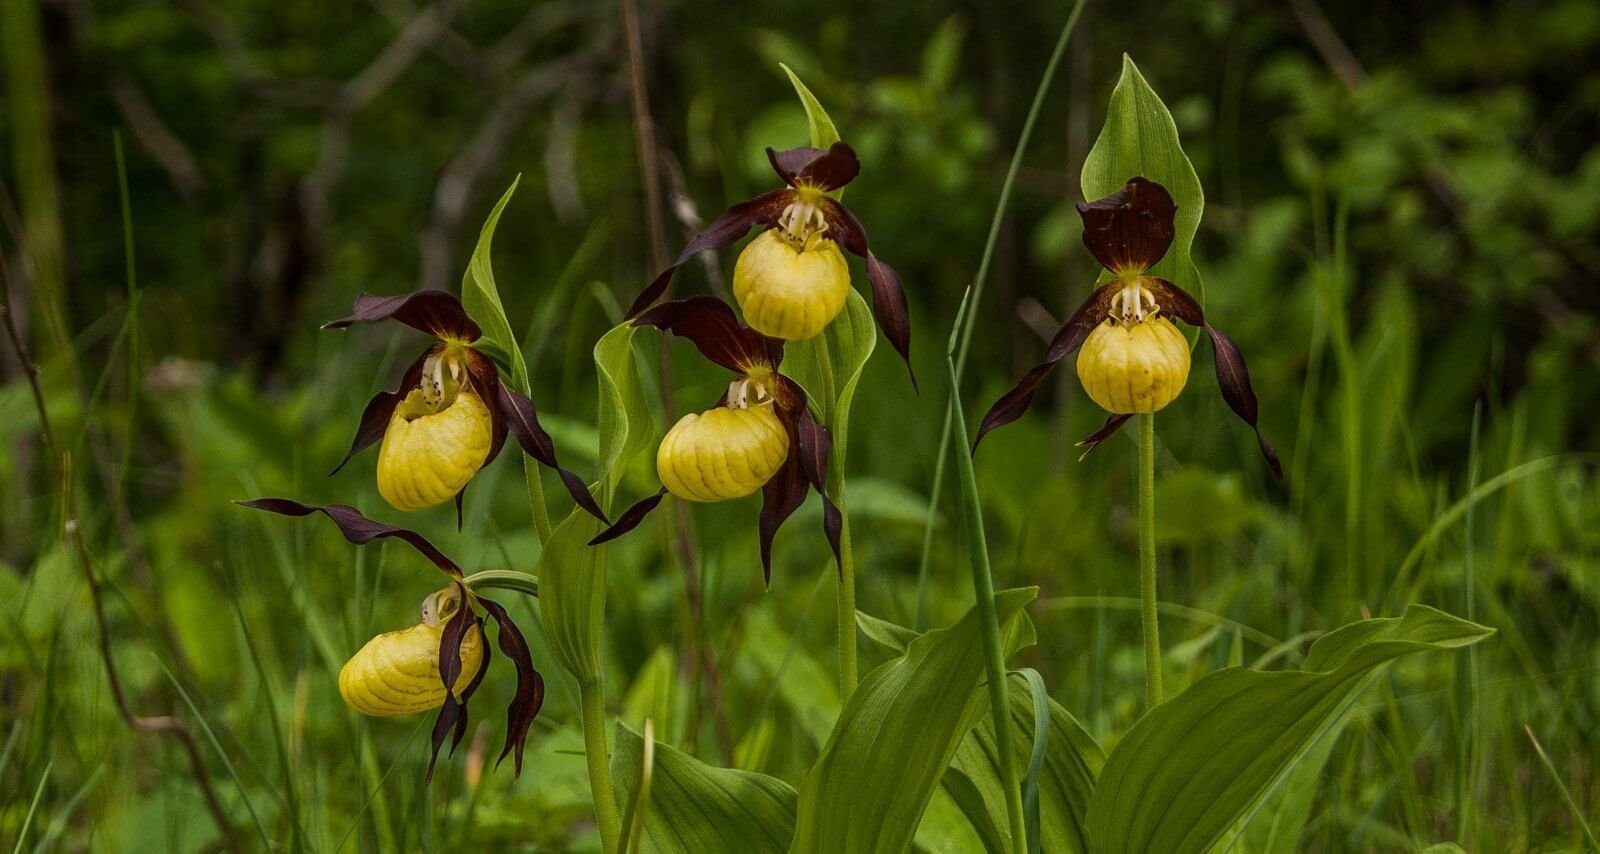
[339,588,484,717]
[1076,279,1191,414]
[657,374,790,502]
[376,347,493,511]
[733,189,850,341]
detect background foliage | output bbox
[2,0,1597,850]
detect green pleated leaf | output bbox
[946,673,1105,854]
[1080,55,1205,298]
[1086,605,1494,854]
[539,323,654,685]
[612,722,797,854]
[790,587,1039,853]
[1222,718,1344,853]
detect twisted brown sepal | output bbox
[973,282,1121,449]
[625,189,791,319]
[234,498,463,577]
[1077,177,1176,276]
[476,597,544,776]
[323,289,482,341]
[632,295,782,374]
[587,487,669,546]
[494,383,609,523]
[1205,325,1282,478]
[1075,414,1134,458]
[821,198,915,386]
[426,582,474,784]
[755,377,839,584]
[448,615,492,754]
[330,352,431,476]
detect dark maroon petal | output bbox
[452,615,492,752]
[1077,178,1177,276]
[234,499,463,577]
[478,596,546,778]
[425,583,473,784]
[1074,413,1134,458]
[626,189,792,319]
[588,487,669,546]
[767,141,861,191]
[796,409,842,570]
[633,295,779,375]
[329,351,431,476]
[1143,277,1205,327]
[758,455,808,587]
[1205,325,1283,478]
[494,383,609,524]
[819,198,915,385]
[324,290,481,341]
[972,284,1119,448]
[465,351,511,469]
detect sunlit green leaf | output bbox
[1086,605,1494,854]
[780,63,840,149]
[790,588,1038,853]
[1081,55,1205,299]
[612,722,797,854]
[945,673,1104,854]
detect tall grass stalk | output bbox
[915,0,1089,629]
[945,291,1026,853]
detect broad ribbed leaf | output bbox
[612,722,797,854]
[946,673,1104,854]
[539,323,654,685]
[1080,55,1204,299]
[1086,605,1494,854]
[790,587,1038,853]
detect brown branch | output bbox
[0,245,55,465]
[1286,0,1365,90]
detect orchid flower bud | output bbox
[1076,314,1191,415]
[733,225,850,341]
[657,402,789,502]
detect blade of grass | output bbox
[915,0,1090,629]
[618,717,656,854]
[1524,725,1600,852]
[1015,668,1050,854]
[945,288,1026,853]
[153,657,274,851]
[11,761,52,854]
[335,716,431,853]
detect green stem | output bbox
[945,337,1025,853]
[914,0,1089,630]
[1138,414,1162,709]
[835,512,858,695]
[579,679,622,854]
[461,569,539,598]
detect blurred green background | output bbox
[2,0,1597,849]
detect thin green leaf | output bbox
[612,722,797,853]
[780,63,840,149]
[1086,605,1494,854]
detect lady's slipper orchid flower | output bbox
[589,296,841,583]
[236,498,544,782]
[323,289,607,522]
[626,141,914,381]
[974,178,1281,476]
